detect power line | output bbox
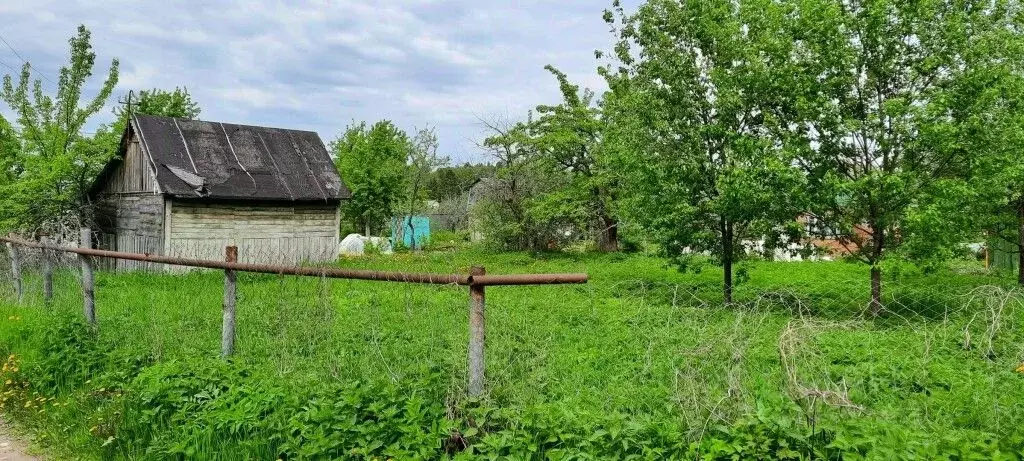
[0,32,57,86]
[0,34,28,65]
[0,56,18,74]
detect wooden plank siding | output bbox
[988,236,1018,272]
[166,201,340,265]
[94,135,166,271]
[100,139,160,195]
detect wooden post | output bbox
[221,245,238,358]
[42,247,53,305]
[468,265,486,397]
[80,228,95,324]
[5,239,21,304]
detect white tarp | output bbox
[338,234,393,256]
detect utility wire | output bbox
[0,32,57,86]
[0,56,18,73]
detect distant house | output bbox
[800,214,872,257]
[89,114,350,269]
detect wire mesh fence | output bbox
[2,238,1023,449]
[0,233,586,398]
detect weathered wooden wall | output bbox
[166,201,340,265]
[99,138,160,195]
[988,236,1017,273]
[94,135,165,270]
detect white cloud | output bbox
[0,0,640,162]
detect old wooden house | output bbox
[89,113,350,269]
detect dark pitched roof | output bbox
[94,114,350,202]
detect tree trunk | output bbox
[870,266,883,316]
[722,218,734,305]
[1018,205,1024,286]
[596,214,618,252]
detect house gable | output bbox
[95,129,162,196]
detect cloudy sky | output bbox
[0,1,638,163]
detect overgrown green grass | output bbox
[1,250,1023,459]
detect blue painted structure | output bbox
[391,216,431,248]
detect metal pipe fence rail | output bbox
[1,229,588,397]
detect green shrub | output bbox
[26,315,106,393]
[424,230,471,251]
[282,377,454,459]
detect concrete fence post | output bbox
[42,246,53,305]
[5,237,21,304]
[221,245,238,358]
[80,228,95,324]
[468,265,486,397]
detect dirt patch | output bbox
[0,418,40,461]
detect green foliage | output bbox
[426,163,495,201]
[402,128,449,250]
[955,26,1024,282]
[1,254,1024,458]
[601,0,807,301]
[0,117,18,182]
[778,0,1020,296]
[118,87,201,122]
[475,67,620,252]
[332,120,409,235]
[92,87,203,161]
[0,25,119,232]
[282,376,453,459]
[528,66,619,251]
[476,118,567,251]
[27,315,105,393]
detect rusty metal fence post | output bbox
[468,265,486,397]
[80,228,96,324]
[222,245,238,358]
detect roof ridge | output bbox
[134,113,321,136]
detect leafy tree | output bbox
[475,67,619,252]
[0,116,18,184]
[402,127,449,249]
[960,48,1024,284]
[781,0,1019,311]
[426,164,496,201]
[476,116,567,251]
[981,131,1024,284]
[331,121,408,236]
[0,25,119,232]
[93,87,203,166]
[529,65,619,251]
[601,0,806,303]
[119,87,201,121]
[426,167,461,200]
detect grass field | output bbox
[1,250,1023,459]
